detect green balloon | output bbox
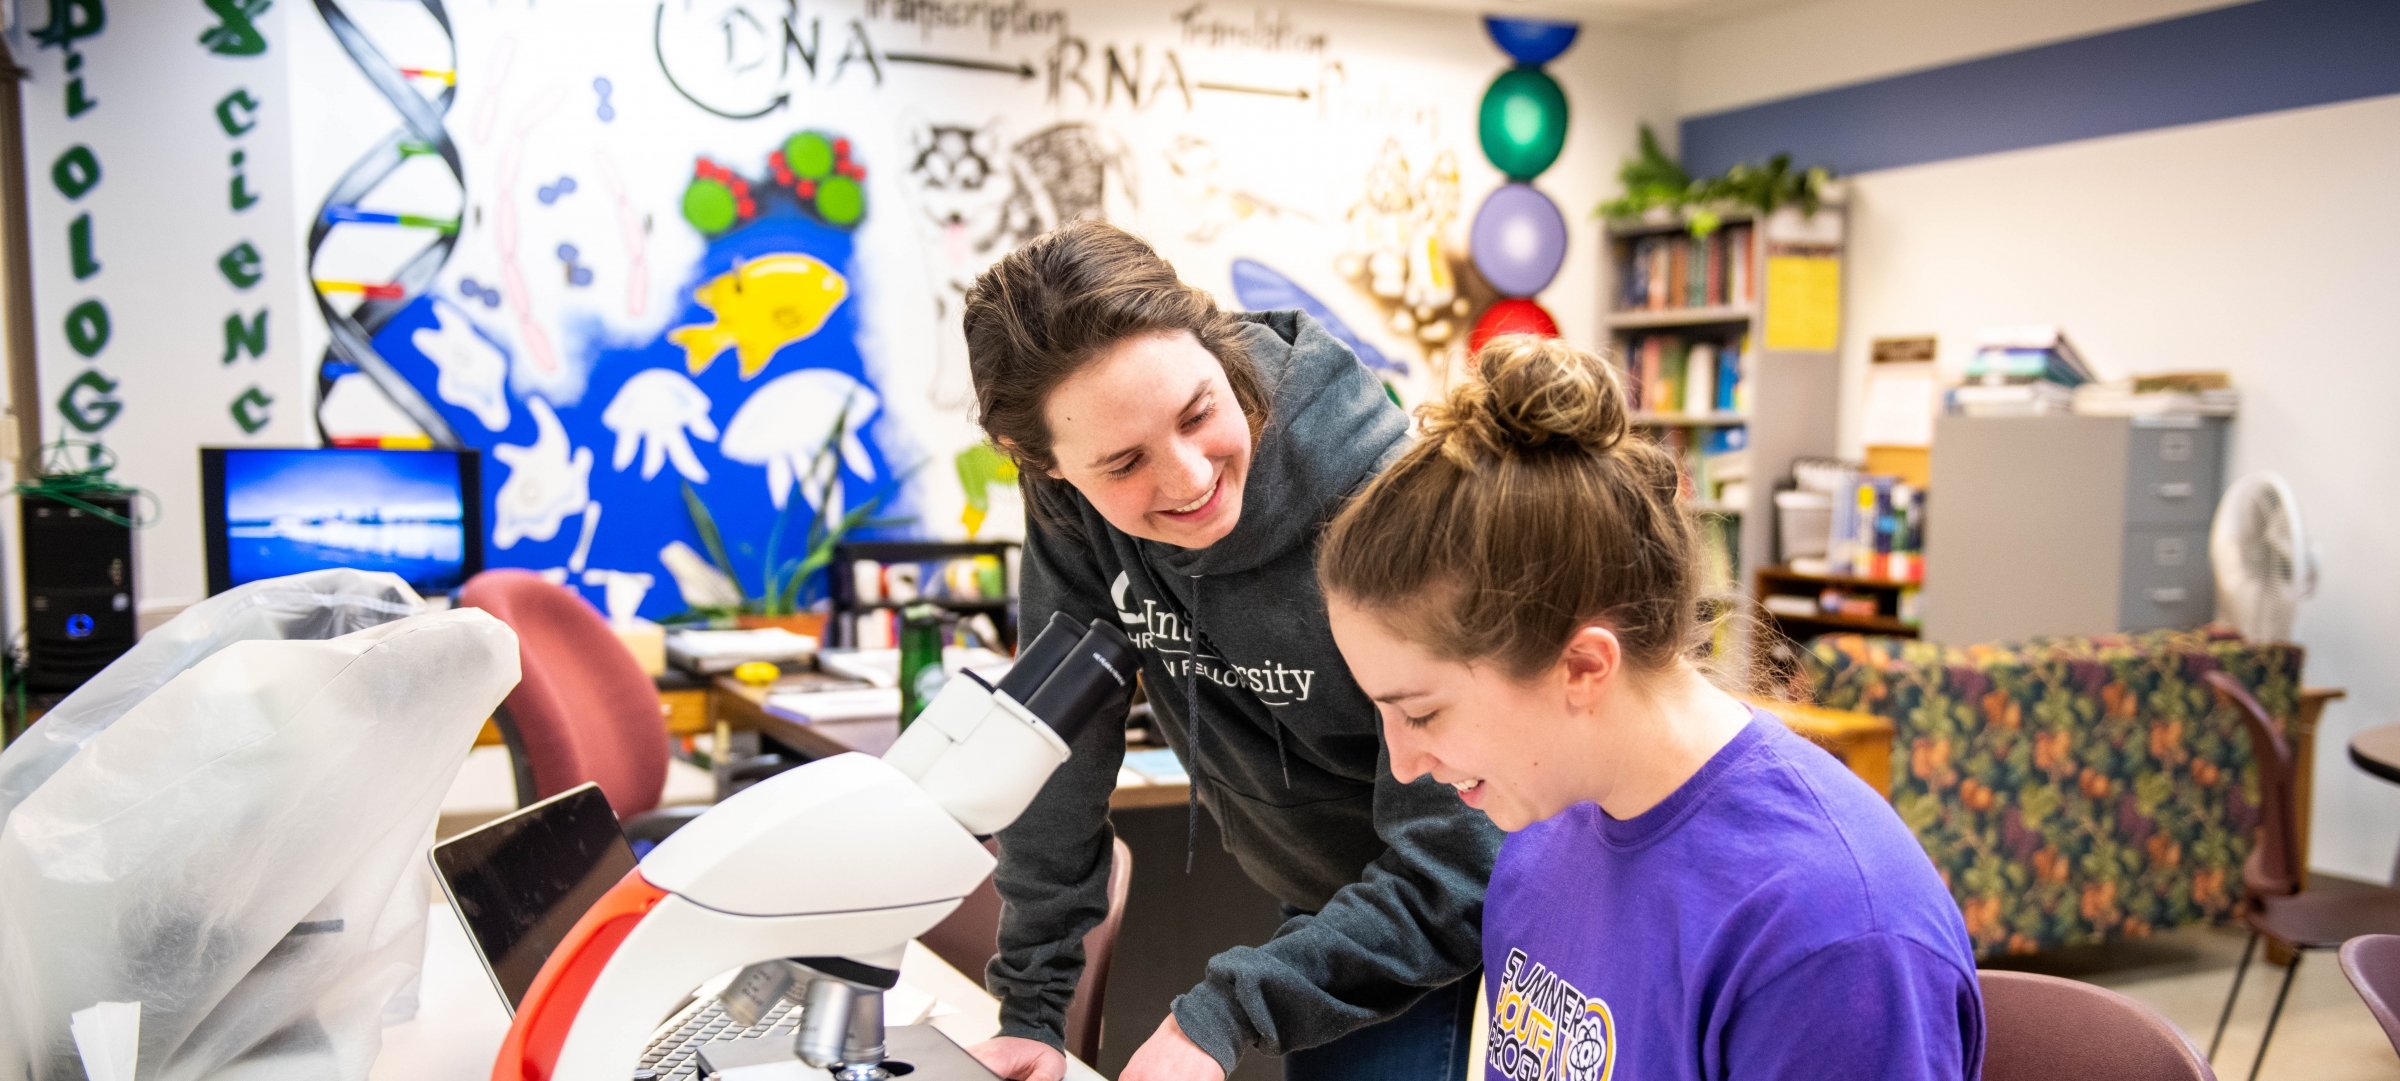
[815,175,865,226]
[682,178,738,234]
[785,132,836,179]
[1478,67,1568,181]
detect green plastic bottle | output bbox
[898,604,948,729]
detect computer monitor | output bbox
[200,446,483,597]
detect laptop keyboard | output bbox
[638,995,806,1080]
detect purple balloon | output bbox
[1470,183,1568,297]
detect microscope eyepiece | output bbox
[1021,620,1139,746]
[996,611,1085,702]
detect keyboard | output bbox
[637,995,806,1081]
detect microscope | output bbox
[491,613,1137,1081]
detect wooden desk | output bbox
[709,675,1193,811]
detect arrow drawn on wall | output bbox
[883,52,1037,79]
[1196,81,1311,100]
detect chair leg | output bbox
[2211,931,2260,1061]
[2247,950,2303,1081]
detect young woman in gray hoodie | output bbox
[959,220,1501,1081]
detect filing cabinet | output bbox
[1923,414,2228,645]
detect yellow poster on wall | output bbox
[1763,254,1841,352]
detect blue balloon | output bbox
[1469,184,1568,298]
[1483,17,1579,66]
[1229,258,1405,376]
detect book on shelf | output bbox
[1623,333,1747,419]
[1617,225,1754,312]
[1822,470,1925,582]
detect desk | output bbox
[708,676,1193,811]
[374,899,1103,1081]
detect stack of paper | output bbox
[666,628,818,674]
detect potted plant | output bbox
[671,403,910,635]
[1597,124,1837,238]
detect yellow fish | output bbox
[668,253,850,379]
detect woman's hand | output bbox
[967,1035,1067,1081]
[1119,1015,1226,1081]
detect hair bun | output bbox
[1420,335,1629,463]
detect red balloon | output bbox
[1469,298,1560,353]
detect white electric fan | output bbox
[2209,471,2318,641]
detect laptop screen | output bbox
[429,783,636,1012]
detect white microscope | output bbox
[491,613,1138,1081]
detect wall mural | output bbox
[12,1,1579,617]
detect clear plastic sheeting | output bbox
[0,570,522,1081]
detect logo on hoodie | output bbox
[1111,571,1317,706]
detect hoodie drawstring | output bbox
[1184,575,1205,874]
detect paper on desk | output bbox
[70,1001,141,1081]
[765,687,901,723]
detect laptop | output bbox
[429,784,808,1079]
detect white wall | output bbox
[1672,0,2400,881]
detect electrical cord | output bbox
[14,439,157,527]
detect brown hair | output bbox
[962,220,1267,523]
[1319,334,1701,680]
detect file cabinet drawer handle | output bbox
[2146,587,2188,605]
[2154,482,2195,500]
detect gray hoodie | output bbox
[988,310,1502,1072]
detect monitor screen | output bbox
[428,783,635,1012]
[200,447,483,597]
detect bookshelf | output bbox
[829,540,1020,650]
[1601,207,1846,609]
[1754,565,1922,642]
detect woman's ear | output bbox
[1560,624,1621,707]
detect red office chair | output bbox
[460,570,668,818]
[920,836,1135,1065]
[2203,671,2400,1081]
[2340,934,2400,1059]
[1980,970,2216,1080]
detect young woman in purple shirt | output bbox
[1317,335,1986,1081]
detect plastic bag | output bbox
[0,570,522,1081]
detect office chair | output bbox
[2202,671,2400,1080]
[919,836,1135,1065]
[2340,934,2400,1059]
[1980,969,2216,1080]
[461,570,791,843]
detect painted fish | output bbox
[668,253,850,379]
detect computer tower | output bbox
[20,491,136,692]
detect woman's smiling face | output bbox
[1040,330,1254,549]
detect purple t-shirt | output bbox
[1482,710,1984,1081]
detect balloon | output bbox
[1470,184,1569,297]
[1469,298,1559,353]
[1477,67,1569,180]
[1482,16,1579,66]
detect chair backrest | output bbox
[920,836,1134,1065]
[2341,934,2400,1057]
[459,570,666,819]
[1980,969,2217,1081]
[2203,670,2301,898]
